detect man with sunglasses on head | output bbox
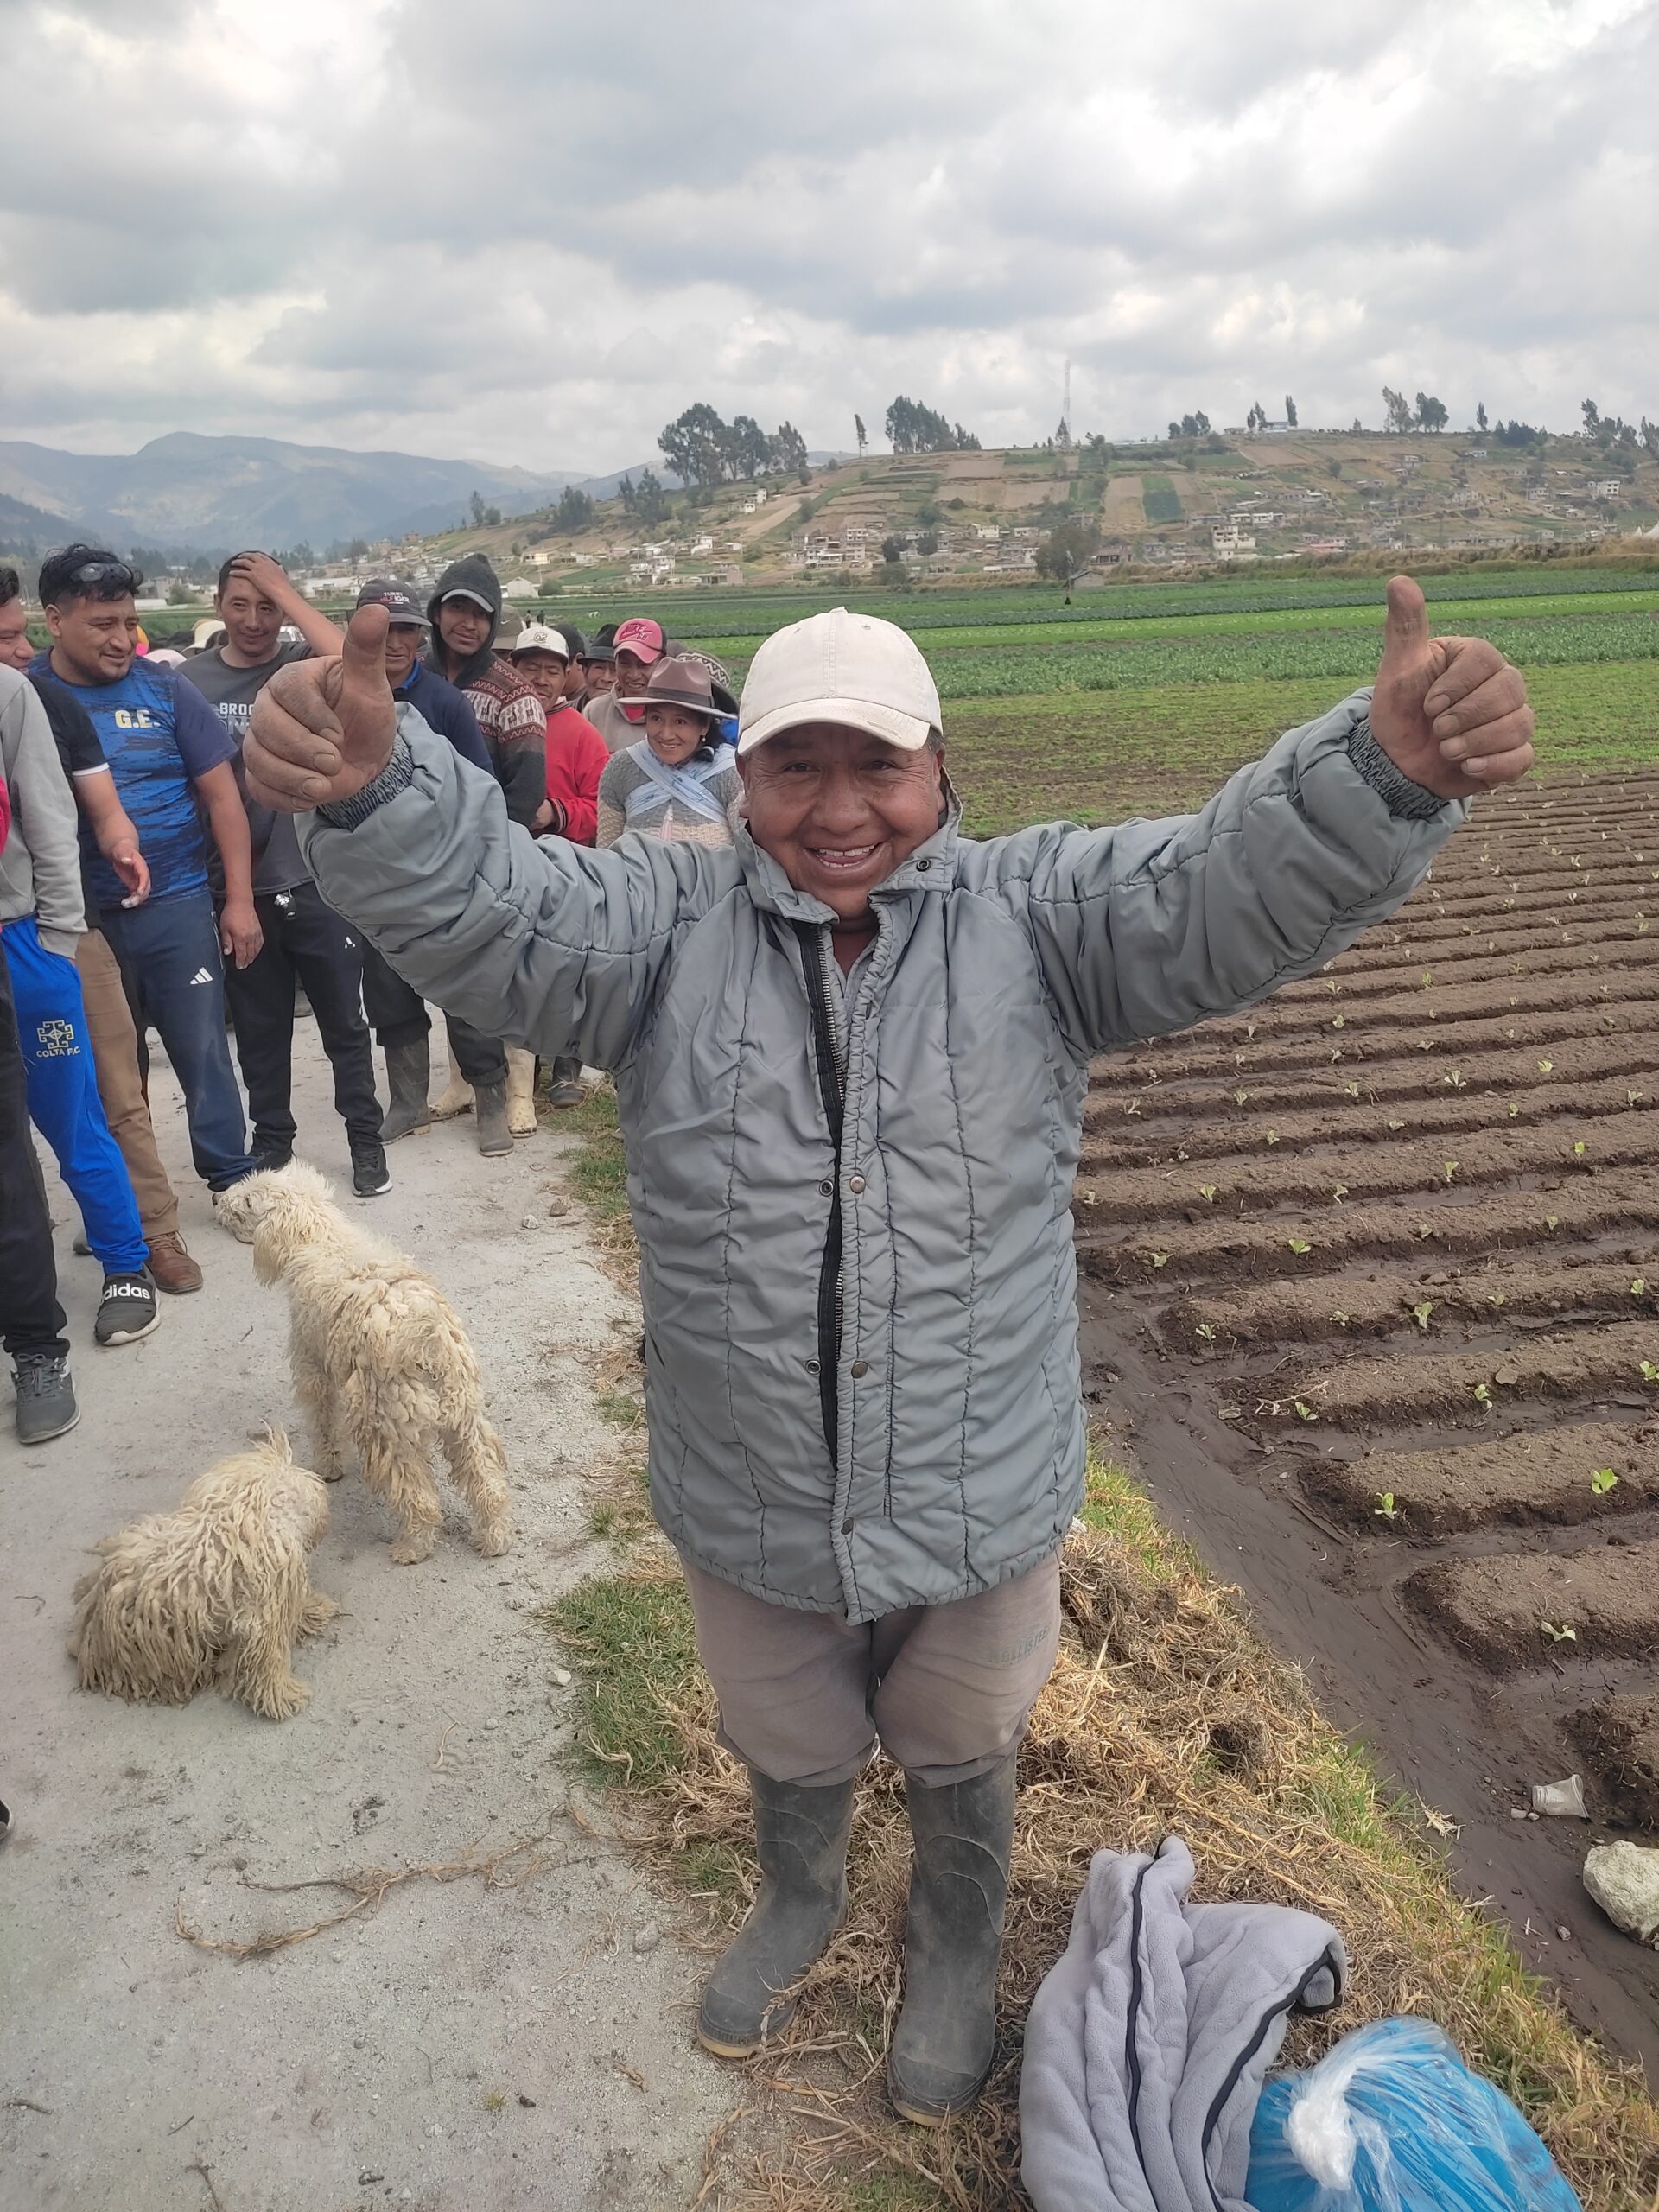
[29,547,257,1205]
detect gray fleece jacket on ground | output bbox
[1020,1836,1346,2212]
[298,690,1461,1622]
[0,664,85,955]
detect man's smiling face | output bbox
[738,722,944,925]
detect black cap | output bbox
[582,621,617,663]
[356,577,429,626]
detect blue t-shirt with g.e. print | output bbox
[29,651,234,909]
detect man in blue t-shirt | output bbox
[31,547,257,1194]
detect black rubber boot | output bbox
[473,1079,513,1158]
[887,1753,1016,2125]
[379,1039,432,1144]
[696,1773,855,2058]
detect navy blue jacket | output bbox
[396,664,490,775]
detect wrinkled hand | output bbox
[219,898,263,969]
[1370,576,1535,800]
[106,835,149,907]
[245,605,397,812]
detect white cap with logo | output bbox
[737,607,940,757]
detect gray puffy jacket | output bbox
[300,693,1460,1622]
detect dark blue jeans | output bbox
[99,891,255,1192]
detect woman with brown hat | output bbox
[595,655,741,850]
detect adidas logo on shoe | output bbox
[188,966,214,985]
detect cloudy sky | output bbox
[3,0,1655,474]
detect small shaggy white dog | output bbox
[214,1162,512,1566]
[69,1428,336,1720]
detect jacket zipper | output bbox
[794,921,846,1464]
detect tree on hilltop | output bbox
[1167,411,1211,439]
[770,422,808,475]
[884,395,978,454]
[555,485,594,533]
[1476,401,1489,433]
[1285,394,1298,427]
[1382,388,1414,434]
[855,413,868,457]
[1414,393,1448,431]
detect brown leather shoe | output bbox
[144,1230,204,1294]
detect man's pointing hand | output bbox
[245,605,397,814]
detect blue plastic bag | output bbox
[1246,2017,1580,2212]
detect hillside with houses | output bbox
[270,428,1659,607]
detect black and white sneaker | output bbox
[13,1354,79,1445]
[94,1270,161,1348]
[350,1136,391,1198]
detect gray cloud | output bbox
[1,0,1653,468]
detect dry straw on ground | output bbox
[549,1471,1659,2212]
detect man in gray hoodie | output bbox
[245,583,1533,2124]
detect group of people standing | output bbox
[0,540,746,1445]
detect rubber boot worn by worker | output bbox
[472,1078,512,1157]
[379,1039,434,1144]
[429,1039,474,1120]
[696,1774,855,2057]
[887,1751,1016,2125]
[504,1046,538,1138]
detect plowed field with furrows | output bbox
[1073,772,1659,2061]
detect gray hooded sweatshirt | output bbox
[298,689,1460,1622]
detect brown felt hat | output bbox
[618,654,721,721]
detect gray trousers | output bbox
[680,1554,1062,1789]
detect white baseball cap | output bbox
[512,621,578,661]
[737,607,940,757]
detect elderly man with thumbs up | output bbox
[245,581,1532,2124]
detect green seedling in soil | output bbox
[1344,1082,1360,1100]
[1374,1491,1399,1521]
[1412,1301,1435,1332]
[1287,1236,1313,1256]
[1538,1059,1554,1074]
[1387,1118,1404,1131]
[1631,1279,1648,1297]
[1294,1400,1319,1422]
[1234,1088,1251,1105]
[1508,1101,1520,1117]
[1417,1222,1435,1240]
[1195,1322,1217,1342]
[1331,1013,1344,1029]
[1148,1251,1170,1269]
[1545,1215,1560,1232]
[1444,1070,1465,1089]
[1473,1382,1495,1409]
[1329,1309,1351,1326]
[1443,1161,1459,1184]
[1572,1140,1587,1160]
[1245,1020,1257,1038]
[1591,1468,1620,1497]
[1265,1128,1279,1146]
[1629,1091,1645,1108]
[1642,1360,1659,1385]
[1541,1621,1577,1643]
[1124,1098,1141,1118]
[1198,1184,1217,1202]
[1332,1183,1350,1204]
[1488,1292,1506,1309]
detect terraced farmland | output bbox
[1073,769,1659,2061]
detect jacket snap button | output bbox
[817,1179,832,1197]
[805,1357,821,1376]
[842,1516,855,1535]
[917,858,931,871]
[849,1174,866,1194]
[849,1359,868,1378]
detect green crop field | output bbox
[1140,473,1184,523]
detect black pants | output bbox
[223,883,383,1154]
[359,942,506,1086]
[0,945,67,1360]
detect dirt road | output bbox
[0,1036,731,2211]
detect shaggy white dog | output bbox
[69,1428,336,1719]
[214,1162,512,1566]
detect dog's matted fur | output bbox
[69,1427,336,1719]
[214,1162,512,1565]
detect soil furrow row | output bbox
[1074,1173,1659,1287]
[1403,1541,1659,1675]
[1194,969,1659,1047]
[1081,1071,1658,1169]
[1294,1421,1659,1537]
[1280,940,1651,1004]
[1565,1696,1659,1828]
[1248,1319,1659,1433]
[1161,1262,1659,1354]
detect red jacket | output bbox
[543,705,610,846]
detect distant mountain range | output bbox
[0,432,667,557]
